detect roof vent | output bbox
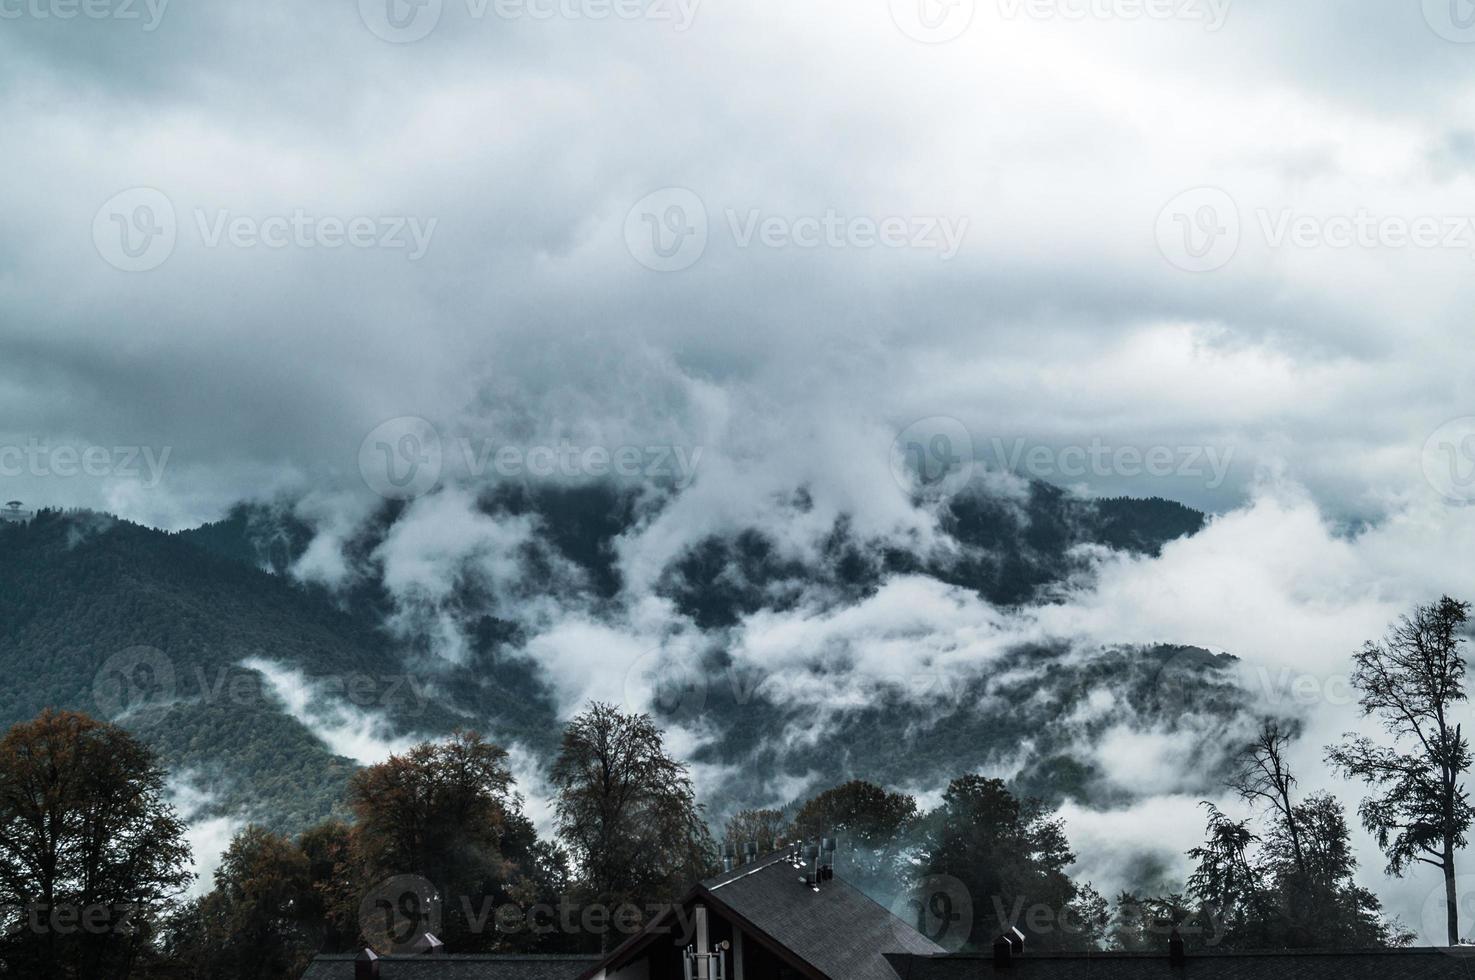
[721,843,736,873]
[743,841,758,866]
[409,932,444,956]
[1169,928,1186,968]
[354,948,380,980]
[799,842,822,891]
[992,934,1013,969]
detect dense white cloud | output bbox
[167,776,248,896]
[2,0,1472,524]
[245,657,423,764]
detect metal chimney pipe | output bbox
[695,905,711,979]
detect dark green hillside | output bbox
[180,503,315,575]
[0,510,561,831]
[0,484,1221,835]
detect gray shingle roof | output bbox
[300,954,599,980]
[697,854,946,980]
[885,948,1475,979]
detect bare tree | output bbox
[1230,719,1307,876]
[1326,596,1473,945]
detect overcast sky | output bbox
[1,0,1473,526]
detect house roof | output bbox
[582,850,946,980]
[884,948,1475,979]
[299,954,599,980]
[701,852,946,980]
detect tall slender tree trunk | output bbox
[1445,845,1459,946]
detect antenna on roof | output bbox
[800,841,823,891]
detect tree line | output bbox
[0,596,1470,978]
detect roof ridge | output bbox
[708,852,800,890]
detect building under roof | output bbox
[302,847,1475,980]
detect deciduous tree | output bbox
[916,776,1081,951]
[0,710,193,979]
[348,731,519,951]
[791,781,916,900]
[550,702,713,949]
[722,808,789,856]
[1326,596,1473,945]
